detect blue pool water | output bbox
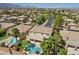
[7,37,17,47]
[10,37,17,45]
[28,43,35,49]
[27,44,41,54]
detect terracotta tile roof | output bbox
[1,23,15,29]
[9,24,32,33]
[29,26,52,35]
[60,30,79,47]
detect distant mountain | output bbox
[0,3,12,8]
[0,3,37,8]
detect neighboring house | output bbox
[63,19,75,24]
[28,18,33,22]
[60,30,79,48]
[0,18,5,22]
[27,26,52,42]
[8,24,33,35]
[8,24,33,41]
[62,16,68,20]
[0,17,7,22]
[1,15,10,18]
[63,19,79,31]
[68,23,79,31]
[7,16,18,23]
[60,29,79,55]
[17,16,27,23]
[1,23,16,29]
[0,15,10,22]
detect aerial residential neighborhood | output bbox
[1,3,79,55]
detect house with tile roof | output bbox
[27,26,52,42]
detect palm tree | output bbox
[40,31,66,55]
[40,37,53,55]
[11,28,20,37]
[52,31,66,53]
[40,14,67,55]
[53,15,63,29]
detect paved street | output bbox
[43,15,54,27]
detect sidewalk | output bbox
[41,19,49,26]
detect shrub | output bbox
[0,28,7,37]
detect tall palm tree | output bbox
[11,28,20,37]
[40,37,54,55]
[40,31,66,55]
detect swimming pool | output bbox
[7,37,17,47]
[26,43,41,54]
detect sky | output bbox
[15,3,79,8]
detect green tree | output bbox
[19,40,29,49]
[41,13,67,55]
[53,15,63,28]
[36,13,48,25]
[58,48,67,55]
[11,28,20,37]
[41,37,54,55]
[41,31,66,55]
[0,28,7,37]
